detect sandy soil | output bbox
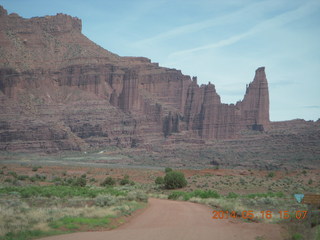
[39,198,286,240]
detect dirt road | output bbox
[40,198,285,240]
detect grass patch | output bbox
[0,230,68,240]
[168,189,220,201]
[0,184,148,239]
[245,192,285,198]
[49,216,113,230]
[226,192,239,198]
[0,185,126,198]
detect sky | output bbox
[1,0,319,121]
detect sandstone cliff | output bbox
[0,6,270,152]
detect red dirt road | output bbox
[40,198,285,240]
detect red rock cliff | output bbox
[0,6,270,152]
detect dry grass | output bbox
[0,197,117,236]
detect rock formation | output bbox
[0,6,270,152]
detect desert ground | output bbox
[0,162,319,240]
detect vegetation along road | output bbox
[40,198,285,240]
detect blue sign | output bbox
[294,194,304,203]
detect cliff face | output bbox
[0,6,270,152]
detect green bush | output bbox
[168,191,187,200]
[120,175,134,186]
[165,167,173,173]
[267,172,275,178]
[226,192,239,198]
[164,171,187,189]
[192,189,219,199]
[155,176,164,185]
[101,177,116,186]
[73,177,86,187]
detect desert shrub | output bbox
[246,192,284,199]
[191,189,220,199]
[0,186,126,198]
[155,176,164,185]
[8,171,17,178]
[61,177,86,187]
[32,167,40,172]
[101,177,116,186]
[135,191,148,202]
[120,179,130,185]
[29,176,37,182]
[73,177,86,187]
[0,230,57,240]
[292,233,303,240]
[66,177,74,185]
[120,175,134,186]
[34,174,46,181]
[165,167,173,173]
[246,198,258,206]
[94,194,117,207]
[126,190,148,202]
[258,197,278,205]
[168,191,187,200]
[308,179,313,185]
[17,175,29,181]
[267,172,275,178]
[168,190,219,201]
[164,171,187,189]
[53,176,62,182]
[226,192,239,199]
[4,178,12,183]
[240,178,246,185]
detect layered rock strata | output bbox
[0,6,269,152]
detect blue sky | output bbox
[1,0,319,121]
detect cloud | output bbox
[269,80,296,88]
[134,0,270,45]
[168,0,320,58]
[169,32,251,57]
[302,106,320,109]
